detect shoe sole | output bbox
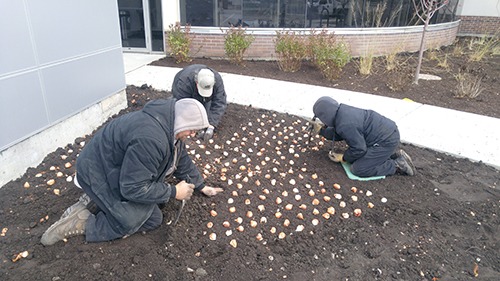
[399,150,416,175]
[399,149,413,163]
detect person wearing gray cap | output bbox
[171,64,227,141]
[310,96,415,178]
[41,98,223,246]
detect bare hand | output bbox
[175,181,195,200]
[200,186,223,196]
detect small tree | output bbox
[412,0,449,84]
[221,25,255,66]
[166,22,194,63]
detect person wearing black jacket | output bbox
[310,96,415,177]
[41,98,223,246]
[171,64,227,140]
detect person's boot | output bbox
[41,207,91,246]
[61,194,99,219]
[60,195,88,219]
[394,150,415,176]
[390,149,409,160]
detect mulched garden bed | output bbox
[1,85,499,281]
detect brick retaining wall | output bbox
[457,16,500,36]
[166,21,460,60]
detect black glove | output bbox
[308,120,323,136]
[203,127,214,140]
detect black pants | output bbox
[78,174,163,242]
[350,129,400,177]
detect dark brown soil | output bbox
[1,39,500,280]
[152,37,500,118]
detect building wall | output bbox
[457,16,500,36]
[0,1,127,187]
[456,0,500,36]
[163,0,180,28]
[458,0,500,17]
[166,21,460,60]
[162,0,497,39]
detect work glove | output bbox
[197,130,205,140]
[175,181,195,200]
[203,127,214,141]
[328,151,346,163]
[308,120,323,136]
[200,186,224,196]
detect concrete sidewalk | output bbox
[123,53,500,169]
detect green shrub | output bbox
[274,29,308,72]
[309,30,351,80]
[166,22,193,63]
[222,26,255,66]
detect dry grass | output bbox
[384,44,404,71]
[452,38,464,57]
[425,48,439,60]
[437,54,450,69]
[357,51,375,75]
[492,43,500,55]
[468,34,500,62]
[454,65,486,99]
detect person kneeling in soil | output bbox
[171,64,227,141]
[310,96,415,177]
[41,98,223,246]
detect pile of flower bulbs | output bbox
[187,112,375,248]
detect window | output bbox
[180,0,457,29]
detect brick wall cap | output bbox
[189,20,460,36]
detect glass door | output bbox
[119,0,164,53]
[148,0,164,52]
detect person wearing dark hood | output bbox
[310,96,415,177]
[171,64,227,141]
[41,98,223,246]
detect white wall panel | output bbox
[0,71,49,148]
[0,1,37,76]
[41,49,126,123]
[460,0,500,17]
[0,0,125,151]
[26,0,122,64]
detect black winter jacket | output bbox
[314,97,397,163]
[171,64,227,127]
[76,98,204,231]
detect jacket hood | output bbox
[313,96,339,127]
[174,98,209,136]
[142,99,176,136]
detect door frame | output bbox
[120,0,164,54]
